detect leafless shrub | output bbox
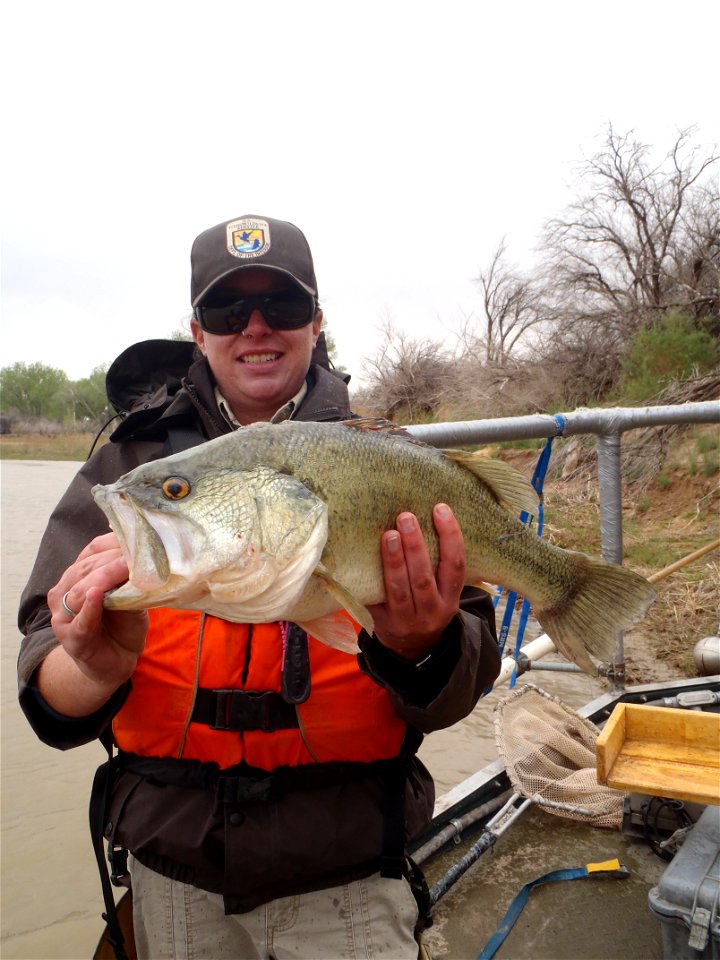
[534,317,626,406]
[355,322,456,421]
[467,240,548,365]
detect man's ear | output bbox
[312,308,323,346]
[191,319,207,355]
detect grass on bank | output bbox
[0,432,98,461]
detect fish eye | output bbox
[162,476,191,500]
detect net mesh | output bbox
[494,684,625,830]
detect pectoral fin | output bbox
[314,562,375,636]
[297,611,363,655]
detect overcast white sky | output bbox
[2,1,718,391]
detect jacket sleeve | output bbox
[357,587,501,734]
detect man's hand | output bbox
[41,533,148,716]
[367,503,465,661]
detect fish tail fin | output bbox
[535,554,657,675]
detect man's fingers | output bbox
[76,532,121,561]
[433,504,466,603]
[379,529,414,608]
[394,513,437,595]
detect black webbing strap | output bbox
[191,689,300,732]
[119,753,408,805]
[190,623,311,731]
[377,737,434,927]
[89,738,129,960]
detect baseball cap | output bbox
[191,215,318,307]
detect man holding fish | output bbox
[18,215,503,959]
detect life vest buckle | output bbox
[196,688,299,732]
[205,690,297,733]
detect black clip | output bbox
[108,841,130,887]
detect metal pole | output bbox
[596,433,625,690]
[407,401,719,448]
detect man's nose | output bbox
[243,308,272,336]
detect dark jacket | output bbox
[18,338,500,912]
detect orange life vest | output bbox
[113,608,407,771]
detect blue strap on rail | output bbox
[477,858,629,960]
[492,415,566,688]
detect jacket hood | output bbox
[106,339,199,417]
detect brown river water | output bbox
[0,460,603,959]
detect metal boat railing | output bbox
[406,401,720,688]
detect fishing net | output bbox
[494,684,625,829]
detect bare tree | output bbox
[356,127,718,419]
[468,240,547,364]
[542,125,719,337]
[357,321,453,420]
[669,182,720,331]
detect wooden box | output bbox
[596,703,720,805]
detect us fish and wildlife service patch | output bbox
[227,218,271,259]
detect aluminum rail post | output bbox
[596,433,625,690]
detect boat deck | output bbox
[422,804,668,959]
[416,678,720,960]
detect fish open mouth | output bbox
[93,488,171,591]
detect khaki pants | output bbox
[130,857,421,960]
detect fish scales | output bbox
[92,419,656,675]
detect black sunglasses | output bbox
[195,292,317,335]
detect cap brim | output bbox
[192,264,317,307]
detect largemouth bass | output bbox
[91,419,656,675]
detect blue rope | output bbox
[476,859,628,960]
[490,415,565,689]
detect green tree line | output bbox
[0,362,110,425]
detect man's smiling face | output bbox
[192,268,322,425]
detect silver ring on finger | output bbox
[61,591,79,619]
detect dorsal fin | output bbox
[443,449,540,517]
[340,417,431,448]
[340,417,414,438]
